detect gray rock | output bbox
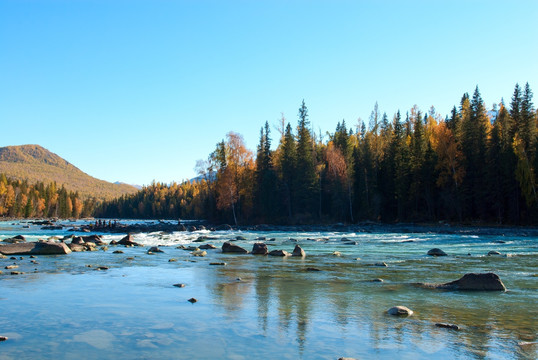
[222,241,248,254]
[292,245,306,257]
[427,248,447,256]
[251,242,268,255]
[216,224,232,231]
[0,241,71,255]
[387,306,413,316]
[268,249,290,256]
[148,246,164,253]
[488,250,501,256]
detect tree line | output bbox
[97,83,538,225]
[0,174,96,218]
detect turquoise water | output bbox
[0,221,537,359]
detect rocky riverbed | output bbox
[0,220,537,359]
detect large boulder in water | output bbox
[251,242,268,255]
[222,241,248,254]
[439,273,506,291]
[427,248,447,256]
[117,235,139,246]
[292,245,306,257]
[387,306,413,316]
[0,241,71,255]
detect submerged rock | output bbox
[173,283,186,288]
[0,241,71,256]
[0,336,7,341]
[251,242,268,255]
[191,250,207,257]
[148,246,164,253]
[488,250,501,256]
[188,298,197,303]
[209,262,227,266]
[292,245,306,257]
[222,241,248,254]
[435,323,460,330]
[387,306,413,316]
[427,248,447,256]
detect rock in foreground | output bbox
[387,306,413,316]
[222,241,248,254]
[0,241,71,255]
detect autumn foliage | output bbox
[97,83,538,225]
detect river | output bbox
[0,220,536,359]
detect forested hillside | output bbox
[0,174,96,218]
[0,145,137,200]
[97,83,538,225]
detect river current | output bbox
[0,220,536,359]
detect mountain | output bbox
[0,144,138,200]
[115,181,142,190]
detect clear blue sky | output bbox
[1,0,537,186]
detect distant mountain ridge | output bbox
[0,144,138,200]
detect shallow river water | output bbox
[0,220,537,359]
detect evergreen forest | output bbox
[72,84,538,224]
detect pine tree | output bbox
[294,100,318,219]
